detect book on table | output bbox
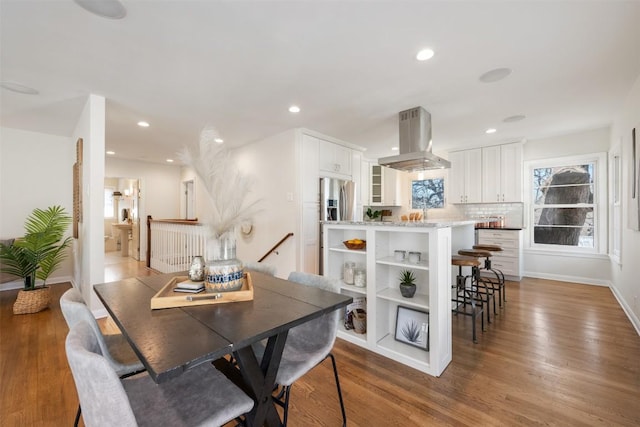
[174,279,205,293]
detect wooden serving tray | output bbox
[150,272,254,310]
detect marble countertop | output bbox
[324,219,478,228]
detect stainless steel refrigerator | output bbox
[319,178,357,274]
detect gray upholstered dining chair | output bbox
[243,261,277,276]
[60,287,145,426]
[65,321,254,427]
[256,271,346,426]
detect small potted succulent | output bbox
[365,207,382,221]
[399,270,417,298]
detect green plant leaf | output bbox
[0,205,71,289]
[399,269,416,285]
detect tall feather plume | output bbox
[177,127,261,239]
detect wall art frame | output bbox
[630,127,640,231]
[394,305,429,351]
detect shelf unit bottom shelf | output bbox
[337,327,367,346]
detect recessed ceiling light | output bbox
[486,128,497,134]
[106,151,115,155]
[137,121,150,127]
[288,105,300,113]
[214,138,224,144]
[74,0,126,19]
[0,81,39,95]
[479,68,512,83]
[391,147,399,151]
[416,49,435,61]
[503,114,526,123]
[166,159,174,163]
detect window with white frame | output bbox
[104,187,115,218]
[526,153,607,253]
[609,144,622,263]
[411,178,445,209]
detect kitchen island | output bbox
[322,220,476,377]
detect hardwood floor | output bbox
[1,271,639,426]
[104,251,154,283]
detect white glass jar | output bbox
[354,269,366,288]
[343,262,355,285]
[394,250,406,262]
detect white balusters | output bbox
[149,221,207,273]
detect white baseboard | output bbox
[0,280,23,291]
[0,275,74,292]
[523,271,609,287]
[609,284,640,336]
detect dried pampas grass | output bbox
[178,127,261,239]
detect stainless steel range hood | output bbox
[378,107,451,171]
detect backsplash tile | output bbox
[373,202,524,228]
[460,203,524,228]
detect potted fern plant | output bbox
[0,206,72,314]
[399,269,417,298]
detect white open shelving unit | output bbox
[323,222,476,377]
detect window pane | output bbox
[533,207,594,247]
[532,164,594,205]
[412,179,444,209]
[104,188,114,218]
[534,225,594,247]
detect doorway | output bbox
[104,177,141,260]
[183,179,195,219]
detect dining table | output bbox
[93,270,352,427]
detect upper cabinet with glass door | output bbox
[369,165,405,206]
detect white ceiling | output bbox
[2,1,640,164]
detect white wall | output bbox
[521,127,612,285]
[0,127,74,289]
[232,130,299,278]
[610,73,640,333]
[73,94,106,312]
[523,127,611,160]
[106,157,182,262]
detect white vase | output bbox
[205,232,244,292]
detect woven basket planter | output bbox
[13,287,51,315]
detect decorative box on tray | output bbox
[150,272,254,310]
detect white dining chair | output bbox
[65,320,254,427]
[60,287,145,426]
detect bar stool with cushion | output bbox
[451,255,485,343]
[457,248,498,318]
[60,287,145,426]
[65,321,254,427]
[473,244,506,305]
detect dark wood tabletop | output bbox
[93,270,352,383]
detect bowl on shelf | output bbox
[343,239,366,250]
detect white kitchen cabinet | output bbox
[319,139,352,177]
[370,164,383,205]
[359,159,371,211]
[384,167,405,206]
[481,143,523,203]
[477,229,523,281]
[323,223,457,377]
[449,149,482,204]
[369,165,405,206]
